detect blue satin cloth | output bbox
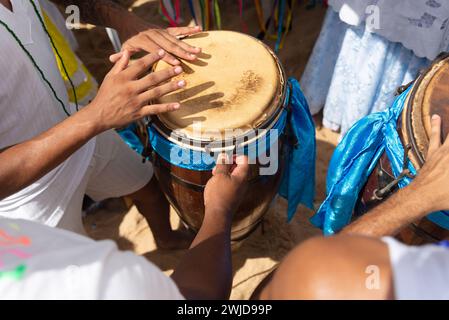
[118,78,316,222]
[312,86,449,235]
[280,78,316,221]
[146,110,287,171]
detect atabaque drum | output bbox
[148,31,289,241]
[357,53,449,245]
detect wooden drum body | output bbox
[357,53,449,245]
[148,31,288,240]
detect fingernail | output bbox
[174,66,183,74]
[189,53,197,59]
[217,153,229,164]
[158,49,165,57]
[177,80,186,87]
[172,103,181,110]
[432,114,440,120]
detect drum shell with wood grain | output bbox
[356,53,449,245]
[149,31,289,240]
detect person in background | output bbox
[302,0,449,137]
[0,0,202,249]
[259,115,449,300]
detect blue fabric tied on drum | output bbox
[312,86,449,235]
[118,78,316,222]
[280,78,316,221]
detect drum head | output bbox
[153,31,283,141]
[404,53,449,167]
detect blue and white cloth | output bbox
[301,9,431,136]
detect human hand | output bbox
[110,16,202,66]
[408,114,449,213]
[87,49,185,132]
[204,155,250,217]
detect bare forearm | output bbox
[0,107,102,200]
[171,208,233,300]
[51,0,133,29]
[342,186,429,237]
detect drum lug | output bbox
[395,80,414,96]
[372,144,416,200]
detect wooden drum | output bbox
[357,53,449,245]
[148,31,288,241]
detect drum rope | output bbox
[0,0,79,117]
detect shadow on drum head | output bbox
[185,32,210,40]
[182,52,212,69]
[164,81,216,100]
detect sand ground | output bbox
[75,0,340,300]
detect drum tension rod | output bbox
[373,144,416,201]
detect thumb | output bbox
[109,52,123,63]
[428,114,442,158]
[110,50,130,75]
[213,153,233,176]
[231,156,249,183]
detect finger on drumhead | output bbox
[231,156,250,182]
[138,103,181,118]
[213,153,233,176]
[138,79,186,103]
[136,66,184,92]
[162,31,201,54]
[124,50,165,79]
[167,26,202,38]
[428,114,442,157]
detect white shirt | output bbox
[383,237,449,300]
[329,0,449,60]
[0,0,95,226]
[0,218,184,299]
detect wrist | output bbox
[204,205,233,222]
[77,104,108,136]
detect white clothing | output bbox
[0,0,95,227]
[329,0,449,60]
[384,237,449,300]
[0,217,184,300]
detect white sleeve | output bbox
[97,251,185,300]
[383,237,449,300]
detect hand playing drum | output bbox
[147,31,289,240]
[85,49,186,131]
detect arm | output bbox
[50,0,202,65]
[171,155,249,300]
[51,0,128,28]
[342,114,449,237]
[0,50,185,200]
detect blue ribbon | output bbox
[118,78,316,222]
[312,86,449,235]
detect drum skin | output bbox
[153,146,285,241]
[357,53,449,245]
